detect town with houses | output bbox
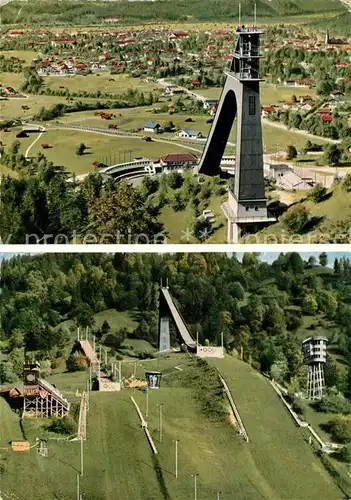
[2,25,351,122]
[1,14,351,241]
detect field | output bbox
[1,50,39,63]
[0,352,344,499]
[199,83,318,106]
[0,93,96,120]
[27,128,200,175]
[43,73,161,94]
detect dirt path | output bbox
[25,126,45,158]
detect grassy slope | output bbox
[1,353,343,499]
[254,185,351,243]
[212,356,341,500]
[55,309,139,336]
[1,0,343,26]
[0,397,23,445]
[160,192,227,244]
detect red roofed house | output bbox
[335,62,350,68]
[3,86,15,95]
[160,153,198,172]
[262,106,277,117]
[321,115,333,123]
[8,30,24,37]
[169,31,189,41]
[191,80,200,87]
[76,63,87,70]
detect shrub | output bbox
[336,444,351,463]
[342,173,351,191]
[0,361,17,384]
[314,394,351,415]
[308,183,327,203]
[286,145,297,160]
[66,353,88,372]
[192,216,212,241]
[45,415,76,435]
[291,397,305,415]
[281,205,310,233]
[326,416,351,443]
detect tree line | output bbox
[1,252,350,391]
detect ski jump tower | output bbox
[23,362,70,417]
[158,285,171,352]
[302,336,328,400]
[196,23,275,242]
[158,286,197,352]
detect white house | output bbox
[178,128,203,139]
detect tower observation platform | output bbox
[196,25,276,242]
[302,336,327,400]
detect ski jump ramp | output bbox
[159,287,197,350]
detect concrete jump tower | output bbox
[196,24,275,242]
[159,286,171,352]
[302,336,328,400]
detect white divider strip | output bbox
[130,396,158,454]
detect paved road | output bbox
[157,78,208,102]
[261,118,340,145]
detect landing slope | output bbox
[212,357,340,500]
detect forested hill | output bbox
[1,0,344,26]
[1,252,351,392]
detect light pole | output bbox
[175,439,179,478]
[217,492,222,500]
[146,387,149,418]
[77,473,80,500]
[80,437,84,477]
[158,403,163,443]
[191,473,198,500]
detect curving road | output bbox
[25,125,45,158]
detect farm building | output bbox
[178,128,203,139]
[160,153,198,172]
[143,121,162,133]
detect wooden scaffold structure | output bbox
[23,362,70,418]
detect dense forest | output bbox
[1,252,351,399]
[1,0,344,26]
